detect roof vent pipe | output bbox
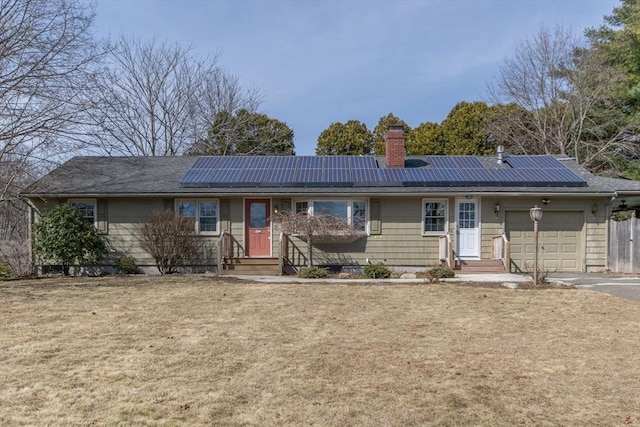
[497,145,504,164]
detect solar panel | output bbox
[427,156,483,169]
[236,168,269,183]
[324,168,352,184]
[459,168,495,183]
[215,156,245,169]
[179,155,587,188]
[403,169,442,186]
[492,168,528,184]
[455,157,484,169]
[352,168,379,184]
[545,168,585,184]
[298,156,322,169]
[264,167,296,184]
[324,156,350,169]
[378,168,404,184]
[351,156,377,169]
[504,156,535,168]
[505,155,565,169]
[179,169,208,186]
[532,156,564,168]
[294,168,323,183]
[271,156,298,170]
[247,157,273,169]
[435,168,465,183]
[203,168,242,184]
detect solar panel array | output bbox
[179,155,586,188]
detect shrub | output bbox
[34,204,110,276]
[524,262,549,287]
[427,265,455,282]
[299,266,328,278]
[612,210,634,221]
[0,240,31,277]
[364,263,391,279]
[115,256,138,274]
[0,263,10,277]
[138,210,200,274]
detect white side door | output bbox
[456,199,480,258]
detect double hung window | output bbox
[422,199,448,235]
[176,199,219,235]
[70,199,96,226]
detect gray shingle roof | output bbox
[20,155,640,197]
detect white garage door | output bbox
[505,211,584,273]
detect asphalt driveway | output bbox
[548,272,640,302]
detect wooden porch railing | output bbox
[492,234,510,271]
[439,233,453,269]
[278,232,307,275]
[217,231,245,276]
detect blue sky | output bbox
[93,0,619,155]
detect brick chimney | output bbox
[385,125,405,168]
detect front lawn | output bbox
[1,276,638,426]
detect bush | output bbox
[138,210,200,274]
[34,204,110,276]
[299,266,328,278]
[0,263,10,277]
[427,265,455,282]
[364,263,391,279]
[115,256,138,274]
[612,210,635,221]
[524,262,549,287]
[0,240,31,277]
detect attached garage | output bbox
[506,210,584,272]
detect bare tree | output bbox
[88,35,261,156]
[486,26,637,173]
[275,211,364,267]
[0,0,100,240]
[138,210,200,274]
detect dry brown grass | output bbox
[1,276,639,426]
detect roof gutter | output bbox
[20,190,621,199]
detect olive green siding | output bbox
[31,194,609,273]
[495,196,607,272]
[282,197,448,267]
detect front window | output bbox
[176,199,219,235]
[295,201,309,215]
[294,198,368,234]
[352,201,366,232]
[423,199,448,235]
[313,200,348,219]
[70,199,96,225]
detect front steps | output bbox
[221,257,505,275]
[221,257,279,275]
[455,259,506,273]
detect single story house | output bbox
[21,127,640,275]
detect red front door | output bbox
[245,199,271,257]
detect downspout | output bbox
[632,210,635,274]
[605,195,615,272]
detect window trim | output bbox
[422,198,449,236]
[69,198,97,227]
[175,198,220,236]
[293,197,370,235]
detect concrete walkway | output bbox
[224,272,640,302]
[226,272,531,284]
